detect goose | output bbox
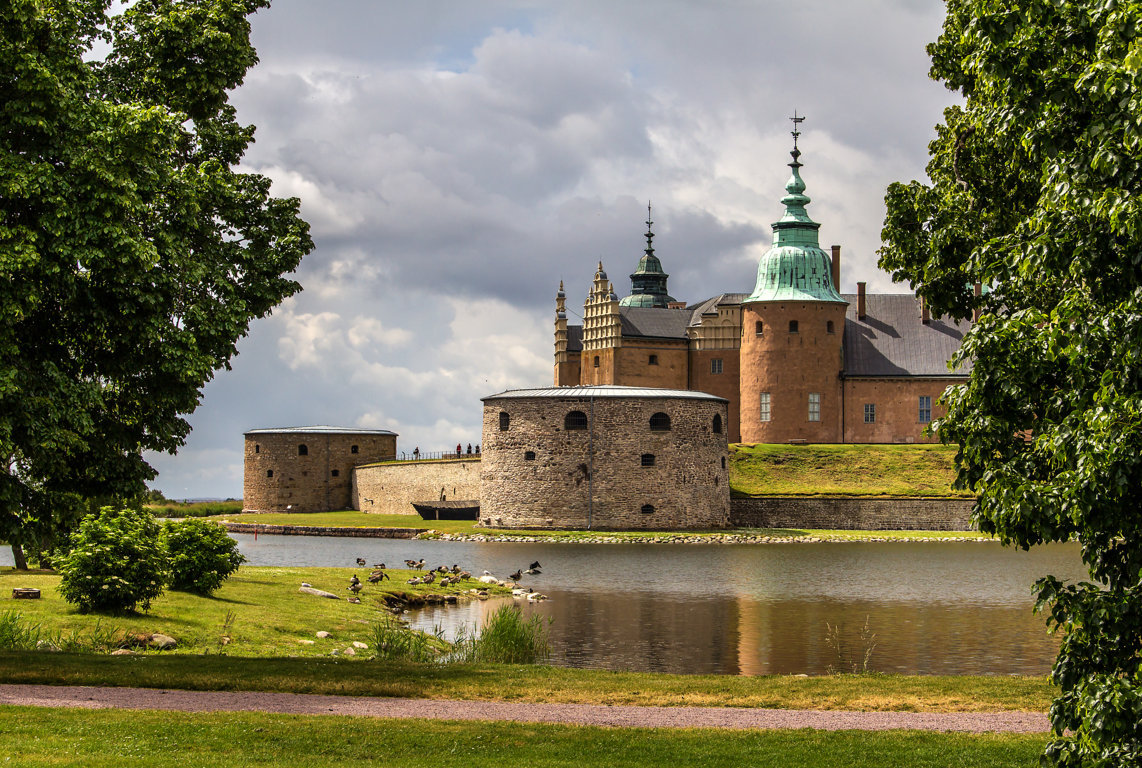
[422,571,436,584]
[529,561,541,570]
[356,558,367,567]
[508,569,522,581]
[524,566,541,575]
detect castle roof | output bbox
[244,425,398,436]
[482,385,728,402]
[619,306,691,340]
[841,294,972,378]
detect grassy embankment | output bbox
[0,567,1051,712]
[0,707,1045,768]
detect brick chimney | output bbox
[830,245,841,292]
[921,296,930,325]
[857,282,866,320]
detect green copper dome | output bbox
[620,203,676,308]
[745,133,846,305]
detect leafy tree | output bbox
[55,506,169,613]
[881,1,1142,764]
[0,0,312,569]
[163,517,244,594]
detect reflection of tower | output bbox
[620,203,676,308]
[581,262,622,385]
[740,115,847,443]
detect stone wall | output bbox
[481,391,730,530]
[730,496,975,531]
[352,459,481,516]
[243,432,396,513]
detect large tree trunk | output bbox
[11,543,28,571]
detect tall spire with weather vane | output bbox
[620,201,677,308]
[744,113,845,303]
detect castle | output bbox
[554,125,971,444]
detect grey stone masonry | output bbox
[730,496,975,531]
[480,388,730,530]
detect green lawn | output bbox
[0,566,509,657]
[729,443,967,497]
[0,707,1046,768]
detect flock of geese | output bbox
[346,557,546,597]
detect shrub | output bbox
[163,518,245,594]
[55,507,169,613]
[369,620,441,663]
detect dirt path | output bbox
[0,684,1049,733]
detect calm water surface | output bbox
[226,534,1086,676]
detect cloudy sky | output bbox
[147,0,958,499]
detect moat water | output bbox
[4,534,1085,675]
[226,534,1085,676]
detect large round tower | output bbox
[739,120,848,443]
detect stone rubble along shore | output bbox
[220,521,990,544]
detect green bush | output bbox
[55,507,169,613]
[163,519,245,594]
[448,605,551,664]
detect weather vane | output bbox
[790,111,805,151]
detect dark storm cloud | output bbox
[148,0,957,498]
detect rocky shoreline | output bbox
[220,521,990,544]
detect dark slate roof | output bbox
[244,425,398,436]
[566,324,583,352]
[686,293,748,326]
[842,294,972,377]
[482,385,727,403]
[619,306,692,340]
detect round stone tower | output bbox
[739,121,848,443]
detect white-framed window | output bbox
[918,395,932,423]
[864,403,876,423]
[711,358,723,374]
[808,393,821,422]
[759,392,771,422]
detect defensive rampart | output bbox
[729,496,975,531]
[352,459,481,516]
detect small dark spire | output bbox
[645,201,655,257]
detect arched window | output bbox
[298,444,308,456]
[826,320,835,334]
[593,355,600,368]
[499,412,510,431]
[648,354,658,365]
[331,469,340,477]
[524,451,536,461]
[789,320,799,333]
[721,456,726,469]
[565,411,588,430]
[641,453,656,467]
[641,504,655,514]
[649,412,671,431]
[712,414,723,434]
[755,320,764,335]
[254,444,260,454]
[266,469,274,478]
[351,445,359,454]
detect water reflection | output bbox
[2,534,1086,675]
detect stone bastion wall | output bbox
[352,459,481,516]
[479,391,731,530]
[243,431,396,514]
[729,496,975,530]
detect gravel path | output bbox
[0,684,1049,733]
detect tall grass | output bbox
[0,612,122,653]
[369,620,442,663]
[447,605,551,664]
[148,501,243,518]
